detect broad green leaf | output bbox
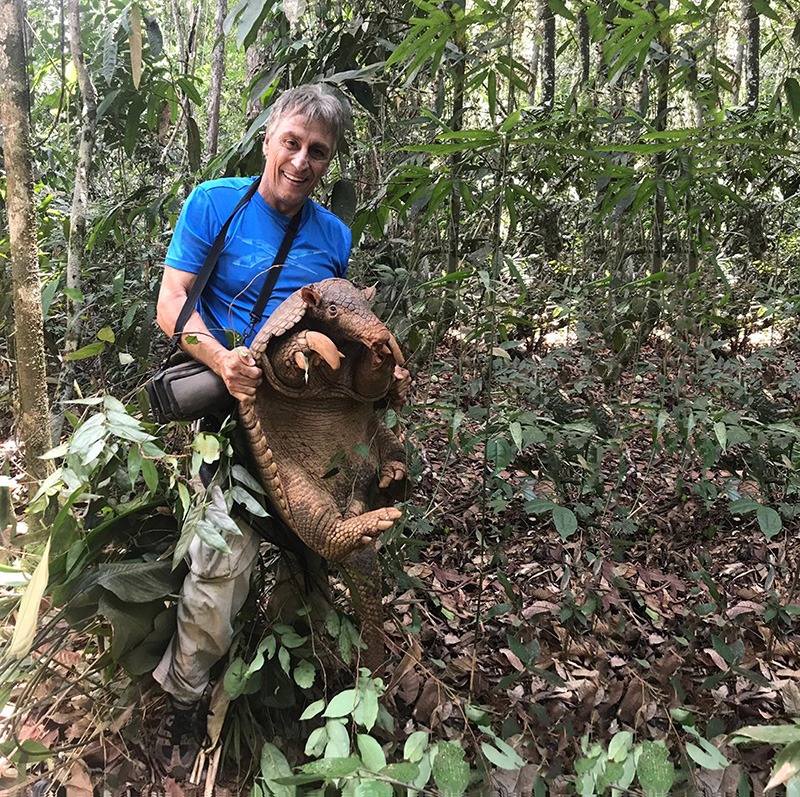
[685,742,728,771]
[5,537,51,660]
[192,432,221,464]
[324,719,351,758]
[144,13,163,58]
[608,731,634,762]
[323,688,358,718]
[357,734,387,772]
[97,560,183,602]
[293,660,315,689]
[298,756,361,779]
[354,780,393,797]
[65,341,106,361]
[97,326,116,343]
[552,506,578,539]
[259,742,294,797]
[481,741,523,770]
[636,741,675,797]
[299,698,325,720]
[432,741,469,797]
[752,0,780,20]
[353,683,379,731]
[404,730,429,763]
[731,725,800,745]
[756,506,782,539]
[194,519,233,554]
[232,464,266,493]
[713,421,727,451]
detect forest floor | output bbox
[1,333,799,796]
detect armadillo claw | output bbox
[379,460,407,489]
[328,507,402,561]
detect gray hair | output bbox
[266,85,349,152]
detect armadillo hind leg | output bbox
[340,545,384,672]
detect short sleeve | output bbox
[165,186,220,274]
[336,223,352,278]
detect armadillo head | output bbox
[300,279,405,369]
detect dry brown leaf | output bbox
[64,760,93,797]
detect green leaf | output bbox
[756,506,782,539]
[298,756,361,779]
[64,341,107,361]
[730,725,800,745]
[192,432,221,464]
[323,688,358,718]
[299,698,325,720]
[552,506,578,539]
[353,683,379,731]
[547,0,575,20]
[259,742,294,797]
[354,781,393,797]
[293,659,315,689]
[713,421,727,452]
[751,0,781,20]
[432,741,470,797]
[97,560,183,602]
[685,739,729,771]
[97,326,116,343]
[404,730,429,763]
[232,464,266,493]
[144,13,163,58]
[481,741,523,770]
[357,734,387,772]
[636,741,675,797]
[609,731,634,762]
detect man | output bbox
[152,85,405,779]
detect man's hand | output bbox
[217,347,262,401]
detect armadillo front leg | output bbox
[295,495,401,563]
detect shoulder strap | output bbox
[242,207,302,342]
[172,177,262,341]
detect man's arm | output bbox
[156,266,262,401]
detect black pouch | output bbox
[146,352,234,424]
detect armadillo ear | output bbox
[301,286,322,307]
[364,284,377,303]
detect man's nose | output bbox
[291,148,309,171]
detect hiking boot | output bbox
[153,696,206,780]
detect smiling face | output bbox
[260,113,336,217]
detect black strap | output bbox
[168,176,302,359]
[241,208,302,343]
[173,176,262,341]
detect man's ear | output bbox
[262,136,269,157]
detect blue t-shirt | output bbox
[165,177,352,346]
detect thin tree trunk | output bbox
[0,0,52,486]
[651,0,669,274]
[541,0,555,110]
[246,44,266,123]
[447,14,465,277]
[744,0,759,107]
[206,0,227,158]
[52,0,97,440]
[576,6,590,88]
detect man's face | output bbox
[260,113,335,217]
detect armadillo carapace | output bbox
[238,278,407,669]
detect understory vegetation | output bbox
[1,0,799,793]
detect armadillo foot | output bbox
[328,507,402,561]
[379,459,407,489]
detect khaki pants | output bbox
[153,514,261,704]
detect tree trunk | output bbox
[743,0,759,107]
[541,0,555,110]
[576,6,590,88]
[246,44,266,123]
[447,14,465,277]
[651,0,670,274]
[0,0,52,485]
[52,0,98,441]
[206,0,227,158]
